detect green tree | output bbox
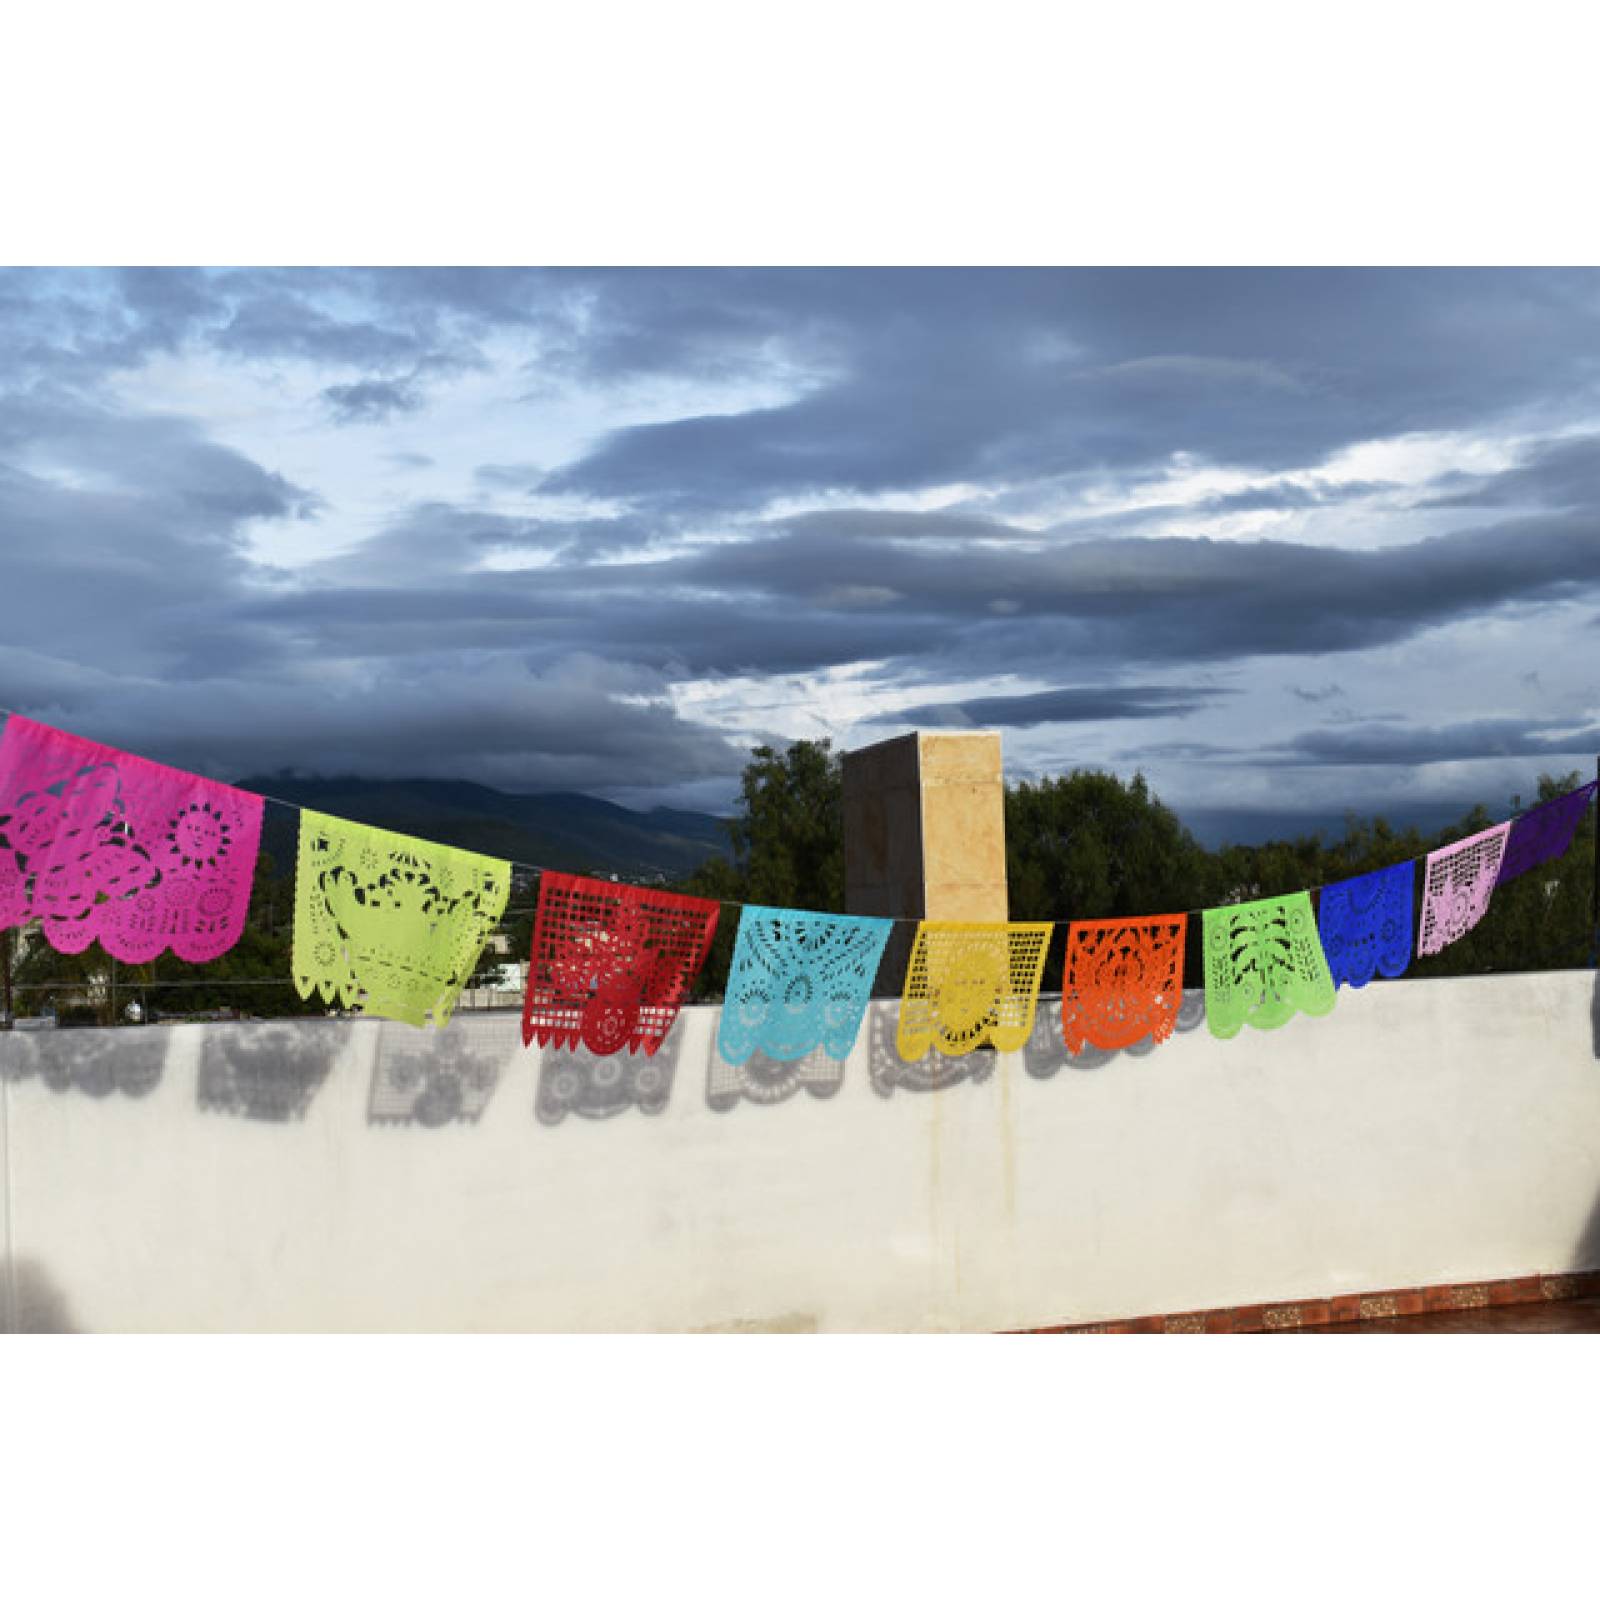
[678,739,845,996]
[1006,770,1216,918]
[727,740,846,911]
[1005,769,1218,982]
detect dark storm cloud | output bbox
[234,577,938,678]
[307,502,599,583]
[78,661,747,793]
[10,267,1600,497]
[631,507,1600,667]
[7,267,1600,804]
[1267,717,1600,767]
[0,651,747,794]
[1120,715,1600,773]
[540,269,1600,514]
[23,265,1594,514]
[0,398,319,684]
[0,383,743,793]
[0,470,742,790]
[228,496,1600,688]
[869,684,1234,728]
[0,392,320,525]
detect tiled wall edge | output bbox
[1012,1269,1600,1334]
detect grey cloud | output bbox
[540,269,1600,516]
[1111,738,1241,764]
[0,271,495,406]
[236,498,1600,688]
[0,394,319,526]
[236,578,938,679]
[213,286,434,368]
[0,271,215,385]
[8,268,1600,810]
[5,659,748,796]
[474,461,546,490]
[0,398,752,794]
[649,507,1600,666]
[1267,717,1600,767]
[1422,433,1600,510]
[0,395,319,689]
[112,267,223,341]
[1030,476,1396,545]
[322,378,423,424]
[870,684,1233,728]
[1078,354,1315,395]
[1192,478,1394,516]
[12,268,1600,528]
[307,502,585,586]
[463,510,668,555]
[0,646,123,716]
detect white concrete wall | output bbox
[3,969,1599,1332]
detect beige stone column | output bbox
[842,731,1008,921]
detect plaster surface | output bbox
[3,970,1599,1332]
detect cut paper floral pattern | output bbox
[0,714,263,963]
[1203,891,1336,1039]
[1496,783,1597,885]
[293,810,510,1028]
[868,991,995,1095]
[1061,915,1187,1056]
[1317,861,1414,989]
[717,906,891,1067]
[896,921,1052,1063]
[1418,823,1510,957]
[1028,990,1207,1080]
[522,872,719,1057]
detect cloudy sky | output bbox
[2,267,1598,840]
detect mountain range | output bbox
[232,773,1520,883]
[236,775,732,881]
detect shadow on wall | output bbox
[1592,969,1599,1061]
[706,1040,846,1113]
[197,1021,344,1122]
[0,1027,168,1099]
[535,1023,689,1126]
[865,999,997,1097]
[1,1257,77,1334]
[1023,989,1208,1078]
[370,1015,516,1128]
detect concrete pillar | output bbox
[842,731,1008,921]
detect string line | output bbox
[0,705,1591,931]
